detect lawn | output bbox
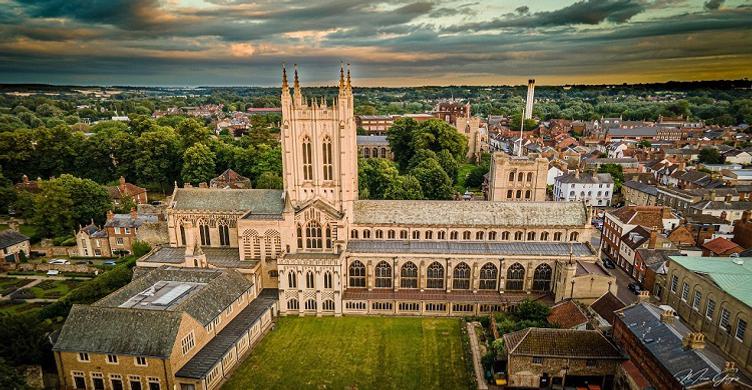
[25,279,83,299]
[222,316,473,390]
[0,277,33,296]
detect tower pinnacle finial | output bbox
[293,64,300,90]
[339,61,345,90]
[346,63,352,90]
[282,63,288,90]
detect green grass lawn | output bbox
[26,279,83,299]
[222,316,473,390]
[0,223,39,238]
[0,277,33,296]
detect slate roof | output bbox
[547,300,589,329]
[621,226,652,250]
[353,200,588,227]
[346,240,594,257]
[0,230,29,248]
[357,135,389,145]
[690,201,752,212]
[139,246,255,269]
[176,289,277,379]
[503,328,623,359]
[555,172,613,185]
[54,305,183,357]
[171,188,284,213]
[623,180,657,196]
[669,256,752,307]
[590,292,626,325]
[608,127,658,137]
[104,213,158,228]
[618,303,729,387]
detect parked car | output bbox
[46,270,60,276]
[48,258,70,265]
[628,282,642,294]
[602,259,615,269]
[103,260,116,266]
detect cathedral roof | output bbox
[347,240,594,257]
[171,188,284,213]
[352,200,588,227]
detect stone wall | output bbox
[137,221,170,247]
[15,262,98,274]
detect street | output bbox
[590,228,638,305]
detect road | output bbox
[590,228,638,305]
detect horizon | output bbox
[1,0,751,86]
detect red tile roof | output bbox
[547,300,588,329]
[702,237,742,255]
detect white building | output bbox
[553,171,614,207]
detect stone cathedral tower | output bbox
[280,64,359,218]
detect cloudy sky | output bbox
[0,0,750,86]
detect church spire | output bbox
[346,63,352,92]
[339,61,345,91]
[281,63,289,91]
[293,64,303,106]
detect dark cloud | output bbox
[704,0,725,10]
[446,0,644,32]
[515,6,529,15]
[15,0,165,29]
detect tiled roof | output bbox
[669,256,752,307]
[346,240,594,257]
[607,127,658,137]
[621,226,651,250]
[108,182,147,199]
[590,292,625,325]
[357,135,389,145]
[690,201,752,212]
[171,188,284,213]
[547,300,588,329]
[635,249,679,267]
[0,230,29,248]
[353,200,588,227]
[609,206,668,228]
[139,246,255,269]
[623,180,657,196]
[104,214,158,228]
[555,172,613,185]
[503,328,623,359]
[701,237,742,255]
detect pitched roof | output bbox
[590,292,626,325]
[171,188,284,214]
[621,226,652,250]
[701,237,742,255]
[108,182,147,200]
[623,180,657,196]
[353,200,588,227]
[609,206,669,228]
[503,328,622,359]
[347,240,594,257]
[104,213,158,228]
[669,256,752,307]
[555,172,613,185]
[0,230,29,248]
[547,300,589,329]
[356,135,389,145]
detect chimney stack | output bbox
[106,210,114,221]
[130,207,137,220]
[525,79,535,120]
[660,307,676,323]
[682,332,706,350]
[638,290,650,301]
[648,230,658,249]
[119,176,126,192]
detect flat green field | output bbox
[222,316,473,390]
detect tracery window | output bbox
[306,221,322,249]
[506,263,525,291]
[401,262,418,288]
[479,263,498,290]
[302,136,313,180]
[533,264,553,291]
[427,262,445,289]
[375,261,392,288]
[322,137,333,181]
[349,260,366,287]
[199,224,211,246]
[453,263,470,290]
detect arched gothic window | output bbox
[517,172,524,182]
[306,221,322,249]
[541,232,549,241]
[438,231,446,240]
[501,231,510,240]
[363,229,371,239]
[509,171,515,181]
[401,262,418,288]
[553,232,562,241]
[304,299,317,311]
[525,190,531,199]
[532,264,553,291]
[324,271,333,289]
[179,225,186,246]
[296,224,303,249]
[199,224,211,246]
[388,230,395,239]
[302,136,313,180]
[505,263,525,291]
[349,260,366,287]
[527,231,536,241]
[322,300,335,311]
[514,231,523,240]
[400,230,408,239]
[288,271,297,289]
[453,263,471,290]
[427,262,444,289]
[351,229,358,239]
[325,225,332,248]
[489,231,497,240]
[450,231,458,240]
[507,190,513,198]
[322,137,333,181]
[306,271,315,289]
[463,231,471,240]
[570,232,579,241]
[287,298,299,310]
[527,172,533,182]
[375,261,392,288]
[219,225,230,246]
[480,263,498,290]
[476,231,484,240]
[375,229,383,239]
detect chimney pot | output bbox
[682,332,706,350]
[661,308,676,323]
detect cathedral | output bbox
[138,65,613,316]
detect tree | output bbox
[698,147,722,164]
[598,163,624,192]
[411,119,468,163]
[514,299,551,322]
[32,180,74,237]
[181,143,216,185]
[359,158,400,199]
[636,140,652,149]
[54,175,111,227]
[256,172,283,189]
[383,175,423,200]
[437,149,459,184]
[410,158,454,200]
[176,118,210,149]
[509,113,539,132]
[0,358,28,390]
[0,314,52,366]
[387,117,420,170]
[135,127,180,189]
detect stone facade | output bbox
[486,151,548,201]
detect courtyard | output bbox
[222,316,474,390]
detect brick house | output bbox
[0,230,31,263]
[108,176,148,205]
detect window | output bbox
[425,231,433,239]
[199,224,210,246]
[372,302,393,311]
[287,298,299,310]
[463,231,471,240]
[124,228,131,235]
[345,301,366,310]
[114,227,121,234]
[400,230,408,239]
[525,190,531,199]
[181,332,195,355]
[438,231,446,240]
[323,299,335,311]
[375,229,383,239]
[135,356,147,366]
[302,136,313,180]
[527,231,535,241]
[351,230,358,239]
[399,302,421,311]
[532,357,543,364]
[489,231,497,240]
[92,373,105,390]
[553,232,562,241]
[148,378,161,390]
[106,354,118,364]
[681,282,689,302]
[349,260,366,287]
[527,172,533,182]
[116,237,124,245]
[426,262,444,289]
[78,352,90,362]
[296,224,303,248]
[129,376,142,390]
[514,231,523,241]
[375,261,392,288]
[401,262,418,288]
[506,263,525,291]
[518,172,524,182]
[453,263,471,290]
[387,230,395,239]
[450,231,458,240]
[287,271,298,288]
[720,308,731,330]
[507,189,513,198]
[305,221,322,249]
[670,275,679,293]
[532,264,553,291]
[413,230,420,239]
[475,231,484,240]
[219,225,230,246]
[322,137,333,181]
[306,271,314,289]
[706,299,716,320]
[736,319,747,341]
[692,291,702,311]
[72,372,86,389]
[479,263,498,290]
[110,374,123,390]
[304,299,317,311]
[363,229,371,239]
[324,272,333,289]
[516,189,522,199]
[509,172,515,181]
[569,232,579,241]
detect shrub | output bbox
[131,240,152,258]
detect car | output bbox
[46,270,60,276]
[103,260,116,266]
[602,259,615,269]
[628,282,642,294]
[48,258,70,265]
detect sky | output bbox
[0,0,750,87]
